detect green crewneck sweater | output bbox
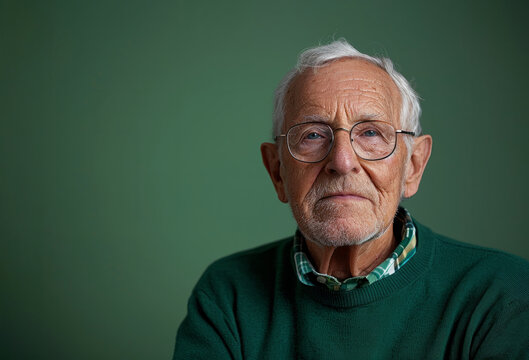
[174,221,529,359]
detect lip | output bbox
[321,192,367,201]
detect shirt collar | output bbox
[292,207,417,291]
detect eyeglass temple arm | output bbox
[396,130,415,136]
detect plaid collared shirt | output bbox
[292,207,417,291]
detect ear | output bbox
[403,135,432,198]
[260,142,288,203]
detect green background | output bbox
[2,0,528,359]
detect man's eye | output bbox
[306,132,323,139]
[363,130,379,137]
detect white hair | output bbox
[272,39,422,150]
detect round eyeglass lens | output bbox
[287,123,333,162]
[351,121,396,160]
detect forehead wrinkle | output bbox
[289,90,396,127]
[327,86,386,97]
[314,87,393,109]
[338,91,396,119]
[343,100,392,123]
[309,78,396,106]
[327,63,401,121]
[284,59,402,129]
[321,75,391,88]
[334,77,388,89]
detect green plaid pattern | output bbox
[292,207,417,291]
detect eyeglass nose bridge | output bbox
[334,127,351,134]
[327,126,356,158]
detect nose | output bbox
[324,128,361,175]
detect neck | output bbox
[305,225,396,279]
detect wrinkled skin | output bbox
[261,58,432,277]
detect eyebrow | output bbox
[301,113,384,123]
[302,114,330,122]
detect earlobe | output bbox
[260,142,288,203]
[404,135,433,198]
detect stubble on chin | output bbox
[293,204,385,247]
[288,177,386,247]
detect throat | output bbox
[305,229,397,280]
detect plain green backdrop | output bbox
[2,0,529,359]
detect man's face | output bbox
[276,58,410,247]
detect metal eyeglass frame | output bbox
[274,120,416,163]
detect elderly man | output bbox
[174,40,529,359]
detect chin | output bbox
[296,214,385,247]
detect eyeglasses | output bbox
[275,120,415,163]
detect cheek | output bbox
[282,162,321,202]
[364,160,406,198]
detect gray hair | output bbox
[272,39,422,148]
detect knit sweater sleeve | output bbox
[173,288,242,360]
[471,299,529,360]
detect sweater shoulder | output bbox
[194,237,293,295]
[422,223,529,269]
[416,221,529,302]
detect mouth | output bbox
[320,192,368,201]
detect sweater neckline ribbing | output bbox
[299,220,436,308]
